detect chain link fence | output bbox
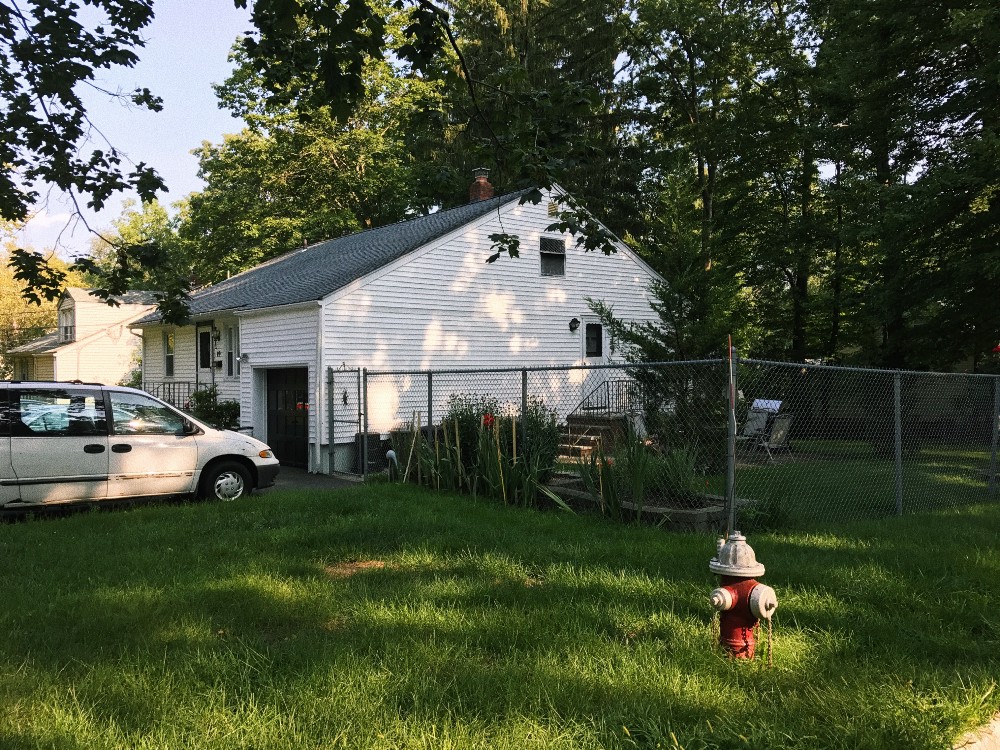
[355,359,1000,532]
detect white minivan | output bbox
[0,381,279,510]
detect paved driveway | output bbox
[259,466,359,493]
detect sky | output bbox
[12,1,254,258]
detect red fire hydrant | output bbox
[709,531,777,659]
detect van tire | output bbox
[201,461,251,502]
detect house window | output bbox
[224,325,240,377]
[163,331,175,377]
[198,331,212,369]
[540,237,565,276]
[585,323,603,358]
[58,309,74,342]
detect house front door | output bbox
[266,368,309,468]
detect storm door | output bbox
[266,368,309,468]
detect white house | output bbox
[9,288,158,385]
[134,182,662,472]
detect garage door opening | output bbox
[266,368,309,468]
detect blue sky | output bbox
[13,1,253,258]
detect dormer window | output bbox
[58,309,75,342]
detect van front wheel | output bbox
[201,461,251,502]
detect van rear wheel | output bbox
[201,461,251,502]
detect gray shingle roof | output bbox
[8,332,61,355]
[137,191,529,324]
[64,287,161,306]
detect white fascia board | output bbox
[233,300,322,319]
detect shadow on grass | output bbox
[0,485,997,748]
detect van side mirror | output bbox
[180,420,199,436]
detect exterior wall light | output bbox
[569,318,581,332]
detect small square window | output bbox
[585,323,603,358]
[540,237,565,276]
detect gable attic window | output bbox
[58,308,74,342]
[540,237,566,276]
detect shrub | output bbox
[187,385,240,430]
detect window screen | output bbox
[585,323,603,358]
[540,237,565,276]
[163,332,175,377]
[225,325,240,377]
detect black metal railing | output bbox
[143,381,209,407]
[572,377,642,416]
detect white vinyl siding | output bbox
[26,292,154,385]
[319,189,659,441]
[239,306,320,444]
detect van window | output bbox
[13,389,106,437]
[110,391,185,435]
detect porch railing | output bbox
[572,377,642,416]
[143,381,210,408]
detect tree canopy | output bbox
[3,0,998,370]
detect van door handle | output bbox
[112,444,132,453]
[84,444,106,454]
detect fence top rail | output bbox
[738,358,1000,380]
[361,358,998,380]
[364,360,727,377]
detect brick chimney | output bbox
[469,167,494,202]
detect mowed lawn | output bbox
[0,484,998,750]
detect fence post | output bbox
[521,369,528,456]
[990,376,999,497]
[327,367,334,473]
[356,368,362,441]
[362,368,369,482]
[427,372,433,441]
[894,372,903,516]
[726,355,738,537]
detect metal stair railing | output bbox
[570,377,642,417]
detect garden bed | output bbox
[546,474,752,533]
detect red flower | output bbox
[993,343,1000,353]
[482,413,495,428]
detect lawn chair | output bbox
[758,413,793,462]
[736,410,794,462]
[736,409,771,448]
[736,409,771,442]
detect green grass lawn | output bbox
[1,485,998,749]
[713,440,996,528]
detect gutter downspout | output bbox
[315,301,324,473]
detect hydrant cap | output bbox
[708,531,766,577]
